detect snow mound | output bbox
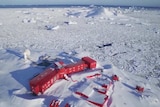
[65,7,125,19]
[86,7,124,18]
[65,11,81,18]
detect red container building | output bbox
[64,61,87,74]
[29,56,97,95]
[82,57,96,69]
[29,68,57,95]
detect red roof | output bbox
[30,68,57,85]
[82,57,96,63]
[64,60,86,68]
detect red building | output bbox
[29,56,97,95]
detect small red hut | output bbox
[136,85,144,93]
[112,75,119,81]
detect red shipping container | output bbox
[82,57,96,69]
[64,61,87,74]
[30,68,57,95]
[56,68,66,79]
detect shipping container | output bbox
[30,68,57,95]
[64,61,87,74]
[82,57,96,69]
[57,68,66,79]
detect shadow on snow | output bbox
[122,82,135,90]
[10,67,43,90]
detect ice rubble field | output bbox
[0,6,160,107]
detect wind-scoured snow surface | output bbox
[0,6,160,107]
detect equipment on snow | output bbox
[136,85,144,93]
[112,75,119,81]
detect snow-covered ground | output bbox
[0,6,160,107]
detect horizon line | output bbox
[0,4,160,9]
